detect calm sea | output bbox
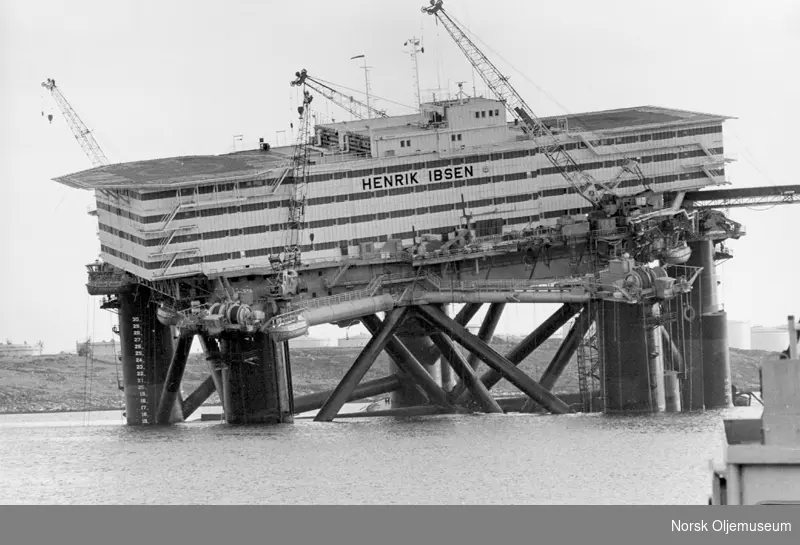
[0,405,759,505]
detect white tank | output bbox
[727,320,751,350]
[750,326,789,352]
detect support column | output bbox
[678,295,705,411]
[664,370,682,413]
[688,238,732,409]
[599,301,654,413]
[646,307,666,413]
[118,288,176,426]
[220,331,293,425]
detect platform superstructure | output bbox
[55,99,731,281]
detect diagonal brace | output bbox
[429,333,503,414]
[315,307,408,422]
[413,305,571,414]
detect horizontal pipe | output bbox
[413,292,590,305]
[330,405,458,419]
[293,375,402,415]
[305,294,396,327]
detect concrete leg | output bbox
[220,331,293,425]
[599,301,654,413]
[316,307,408,422]
[413,305,572,414]
[702,311,733,409]
[118,288,178,426]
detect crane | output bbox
[291,69,388,121]
[279,80,315,277]
[41,78,109,167]
[420,0,642,213]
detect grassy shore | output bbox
[0,338,778,414]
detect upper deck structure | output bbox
[54,98,731,282]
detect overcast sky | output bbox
[1,0,799,353]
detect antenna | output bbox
[350,55,372,119]
[404,37,424,111]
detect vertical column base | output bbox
[702,311,733,409]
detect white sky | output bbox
[1,0,799,353]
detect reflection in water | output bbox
[0,406,759,504]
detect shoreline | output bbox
[1,343,777,415]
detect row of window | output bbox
[98,141,723,225]
[123,125,723,202]
[100,209,565,271]
[475,109,501,119]
[98,168,719,266]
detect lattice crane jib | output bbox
[420,1,643,212]
[280,84,315,274]
[291,69,387,122]
[41,78,109,168]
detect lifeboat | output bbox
[269,315,310,342]
[661,242,692,265]
[156,304,182,326]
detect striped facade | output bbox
[84,99,728,281]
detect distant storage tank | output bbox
[727,320,751,350]
[750,326,789,352]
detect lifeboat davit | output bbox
[662,242,692,265]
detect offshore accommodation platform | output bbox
[47,1,800,425]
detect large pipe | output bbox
[454,303,483,326]
[646,307,666,413]
[660,326,684,374]
[156,333,193,424]
[316,307,408,422]
[664,371,681,412]
[293,375,402,414]
[413,305,572,414]
[304,294,395,327]
[181,375,217,420]
[361,315,453,409]
[429,333,503,413]
[469,303,578,399]
[415,291,590,305]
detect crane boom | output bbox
[291,69,388,121]
[41,78,109,167]
[280,86,315,272]
[421,0,618,209]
